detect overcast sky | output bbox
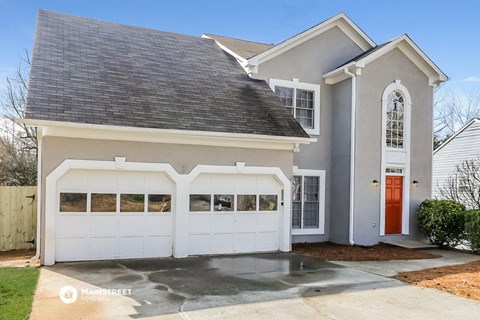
[0,0,479,92]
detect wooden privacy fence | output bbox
[0,186,37,251]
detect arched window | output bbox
[385,90,405,148]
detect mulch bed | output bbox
[293,242,440,261]
[393,261,480,301]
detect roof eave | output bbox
[19,118,316,150]
[323,35,449,86]
[247,13,376,71]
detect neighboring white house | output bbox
[432,118,480,198]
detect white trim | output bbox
[323,34,448,86]
[291,167,325,236]
[20,119,315,151]
[202,34,249,71]
[433,118,480,154]
[248,13,375,69]
[33,128,43,260]
[43,159,292,265]
[380,81,412,236]
[268,78,321,136]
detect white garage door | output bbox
[188,173,281,255]
[55,169,174,262]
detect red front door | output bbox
[385,176,403,234]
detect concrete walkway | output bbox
[333,248,480,277]
[29,251,480,320]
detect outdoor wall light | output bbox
[412,180,419,187]
[372,180,379,187]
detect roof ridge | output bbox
[38,9,210,43]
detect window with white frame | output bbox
[292,169,325,232]
[385,90,405,149]
[269,78,320,135]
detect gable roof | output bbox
[202,34,273,59]
[323,34,448,85]
[247,13,376,68]
[332,41,392,70]
[25,10,309,139]
[433,118,480,154]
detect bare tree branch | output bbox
[435,87,480,138]
[0,51,37,186]
[438,158,480,209]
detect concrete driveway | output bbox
[31,252,480,320]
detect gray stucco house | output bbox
[24,10,447,265]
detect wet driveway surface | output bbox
[33,252,480,319]
[40,253,391,318]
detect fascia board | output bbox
[323,35,448,85]
[19,119,316,150]
[248,13,375,67]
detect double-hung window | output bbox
[292,168,325,235]
[269,78,320,135]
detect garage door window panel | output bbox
[91,193,117,212]
[148,194,171,212]
[214,194,234,212]
[120,194,145,212]
[259,195,278,211]
[237,195,256,211]
[190,194,211,211]
[59,193,87,212]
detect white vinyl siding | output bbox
[433,120,480,198]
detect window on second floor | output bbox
[269,78,320,135]
[386,90,405,149]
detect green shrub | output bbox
[417,199,466,246]
[465,210,480,253]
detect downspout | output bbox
[33,127,43,260]
[344,68,356,245]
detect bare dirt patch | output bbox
[293,242,440,261]
[0,249,35,262]
[394,261,480,301]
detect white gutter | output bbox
[33,127,43,260]
[344,68,356,246]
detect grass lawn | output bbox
[0,267,40,320]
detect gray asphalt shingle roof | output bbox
[26,10,308,138]
[203,34,274,59]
